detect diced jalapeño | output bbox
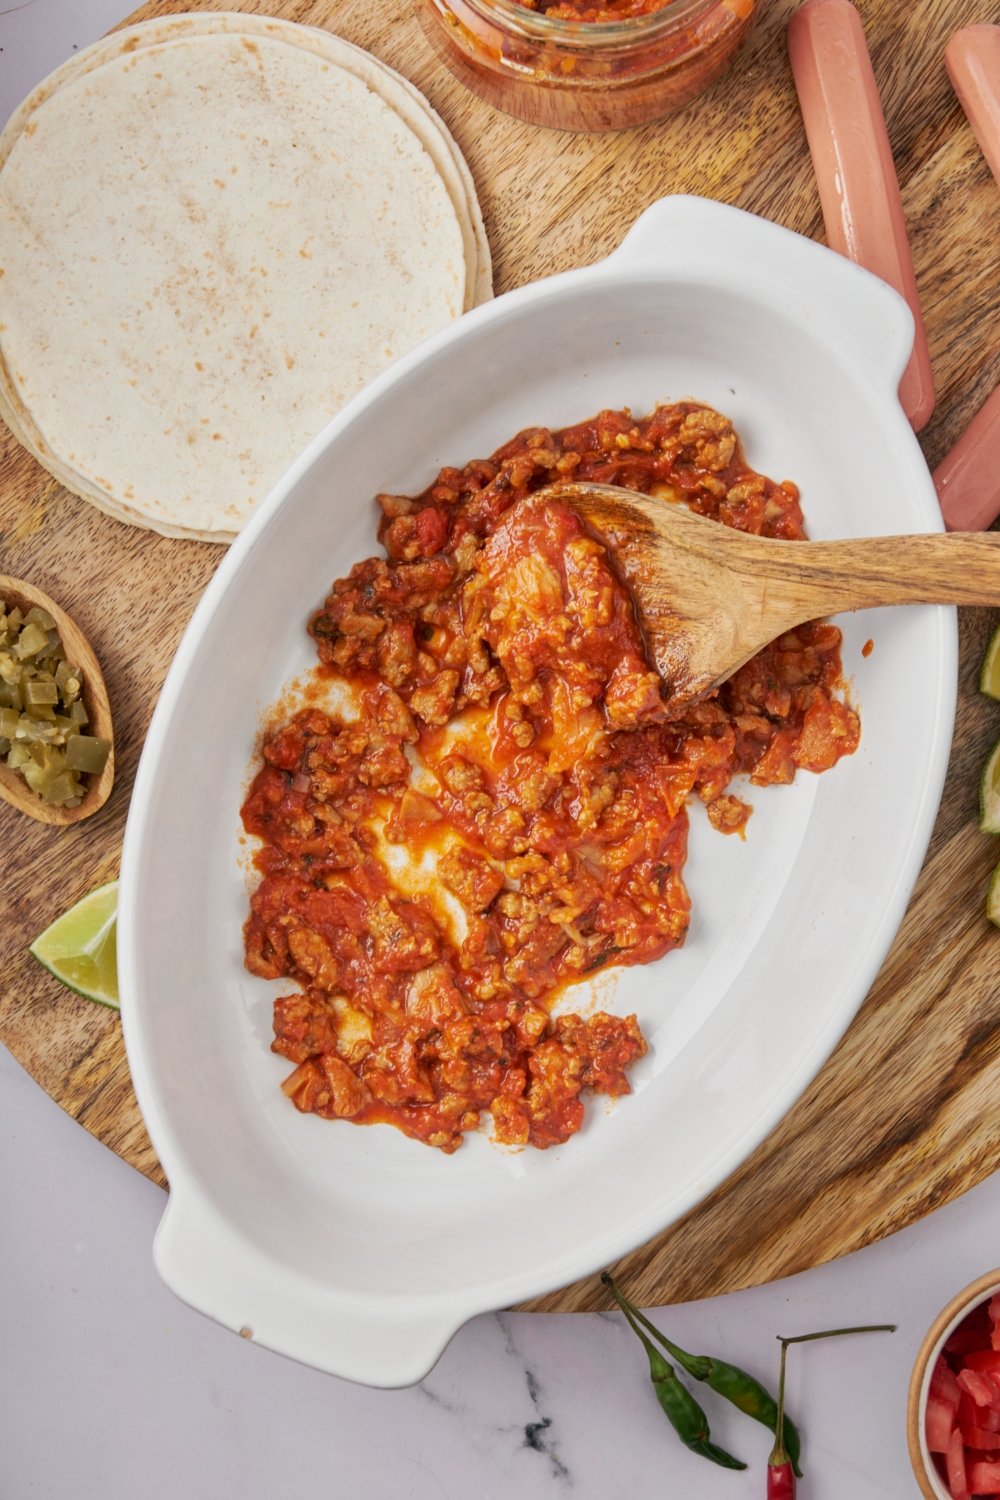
[25,679,59,706]
[55,660,82,701]
[23,607,56,632]
[2,602,111,804]
[65,736,111,775]
[42,771,81,805]
[29,741,63,771]
[13,622,48,659]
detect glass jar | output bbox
[414,0,760,132]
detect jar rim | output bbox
[456,0,718,42]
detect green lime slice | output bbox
[29,879,119,1009]
[988,861,1000,929]
[982,623,1000,700]
[983,741,1000,835]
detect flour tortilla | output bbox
[0,22,489,540]
[0,13,492,318]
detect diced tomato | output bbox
[949,1327,993,1355]
[960,1393,983,1430]
[948,1426,970,1498]
[949,1308,993,1356]
[968,1459,1000,1493]
[966,1351,1000,1373]
[992,1320,1000,1353]
[927,1397,956,1452]
[989,1294,1000,1323]
[966,1427,1000,1450]
[966,1404,1000,1436]
[959,1368,1000,1409]
[933,1357,963,1407]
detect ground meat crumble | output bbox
[241,403,859,1152]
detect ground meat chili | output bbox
[241,403,860,1154]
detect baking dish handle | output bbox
[154,1179,469,1388]
[602,194,916,408]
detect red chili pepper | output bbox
[767,1460,796,1499]
[766,1324,895,1498]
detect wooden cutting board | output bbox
[3,0,1000,1317]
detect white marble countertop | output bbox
[6,1031,994,1499]
[0,5,984,1495]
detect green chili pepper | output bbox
[611,1290,746,1470]
[602,1272,802,1477]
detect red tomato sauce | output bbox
[512,0,726,20]
[241,403,860,1153]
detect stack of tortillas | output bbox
[0,13,491,542]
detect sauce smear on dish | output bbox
[241,403,859,1152]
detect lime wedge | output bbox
[29,879,119,1009]
[989,861,1000,929]
[982,624,1000,700]
[983,741,1000,835]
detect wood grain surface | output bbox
[3,0,1000,1315]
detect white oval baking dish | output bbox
[119,195,955,1388]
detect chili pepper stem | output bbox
[776,1325,896,1345]
[601,1272,711,1378]
[769,1341,790,1468]
[602,1271,804,1476]
[767,1339,796,1499]
[606,1278,747,1470]
[767,1324,896,1489]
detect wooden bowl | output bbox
[907,1267,1000,1500]
[0,575,114,825]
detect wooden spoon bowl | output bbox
[549,481,1000,714]
[0,575,114,825]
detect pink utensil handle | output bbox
[934,385,1000,532]
[787,0,935,433]
[934,27,1000,531]
[946,26,1000,186]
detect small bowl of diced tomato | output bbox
[908,1270,1000,1499]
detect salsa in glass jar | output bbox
[414,0,759,131]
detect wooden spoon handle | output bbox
[752,530,1000,618]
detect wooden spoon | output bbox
[0,575,114,825]
[548,482,1000,714]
